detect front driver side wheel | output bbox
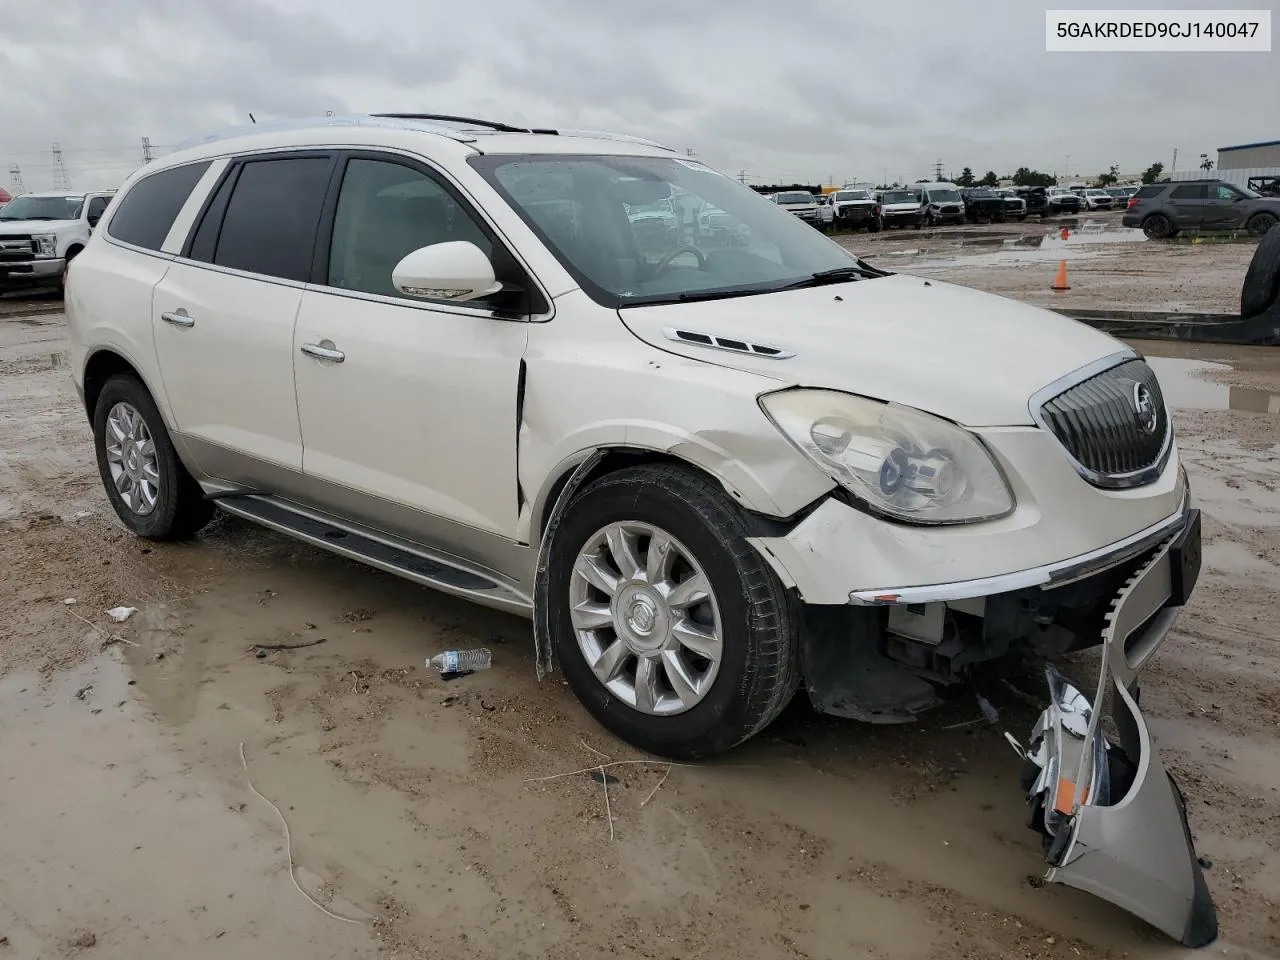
[548,464,799,759]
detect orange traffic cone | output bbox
[1051,259,1070,291]
[1060,226,1070,240]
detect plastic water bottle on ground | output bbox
[426,648,492,674]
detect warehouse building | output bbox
[1218,139,1280,170]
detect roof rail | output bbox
[370,112,539,134]
[170,114,484,153]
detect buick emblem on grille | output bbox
[1132,382,1159,435]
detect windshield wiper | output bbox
[781,263,882,290]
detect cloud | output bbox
[1,0,1275,192]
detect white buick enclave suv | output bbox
[65,114,1200,761]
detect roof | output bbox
[168,113,676,159]
[1219,139,1280,152]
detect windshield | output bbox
[927,189,961,202]
[966,189,995,198]
[0,195,84,221]
[471,155,862,307]
[773,192,816,205]
[835,191,870,201]
[881,190,920,204]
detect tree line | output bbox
[932,162,1168,189]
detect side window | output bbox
[105,162,212,251]
[1215,184,1243,200]
[1170,184,1207,200]
[86,196,109,226]
[1134,185,1163,199]
[212,157,332,282]
[326,158,493,301]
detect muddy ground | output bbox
[2,231,1278,960]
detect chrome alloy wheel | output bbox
[103,402,160,516]
[568,521,723,716]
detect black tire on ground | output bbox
[548,464,800,760]
[1240,222,1280,318]
[93,374,215,540]
[1246,212,1277,237]
[1142,213,1175,239]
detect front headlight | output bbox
[33,235,57,258]
[760,389,1014,524]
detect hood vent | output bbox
[663,327,795,359]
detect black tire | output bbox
[868,217,881,233]
[93,375,215,540]
[1241,222,1280,318]
[1142,213,1175,239]
[1246,212,1277,237]
[548,464,800,759]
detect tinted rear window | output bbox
[1170,184,1207,200]
[1134,185,1163,199]
[106,162,212,251]
[210,157,333,282]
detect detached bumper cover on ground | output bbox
[1022,511,1218,947]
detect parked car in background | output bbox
[697,203,752,247]
[829,188,880,231]
[994,188,1028,220]
[1105,186,1138,204]
[815,194,835,230]
[1080,189,1114,211]
[1045,187,1083,214]
[1123,179,1280,238]
[770,190,824,229]
[877,188,925,229]
[0,189,115,293]
[1248,175,1280,198]
[959,188,1005,223]
[917,182,965,225]
[625,198,680,257]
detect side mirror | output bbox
[392,241,502,302]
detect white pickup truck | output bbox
[0,190,115,293]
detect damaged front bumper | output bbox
[1020,509,1217,947]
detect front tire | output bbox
[548,464,799,759]
[1246,212,1277,237]
[93,375,215,540]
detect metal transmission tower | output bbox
[142,136,154,163]
[51,143,70,189]
[9,165,25,195]
[933,158,944,181]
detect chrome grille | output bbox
[1037,358,1170,487]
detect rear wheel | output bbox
[548,464,799,759]
[1246,212,1277,237]
[93,375,215,540]
[1142,213,1175,239]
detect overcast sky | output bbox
[1,0,1276,193]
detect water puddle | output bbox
[899,224,1148,269]
[1147,356,1280,413]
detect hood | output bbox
[0,218,78,234]
[617,274,1124,426]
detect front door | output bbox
[152,153,335,495]
[293,154,529,550]
[1201,182,1248,230]
[1166,183,1208,231]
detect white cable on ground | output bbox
[238,742,365,925]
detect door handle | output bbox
[300,342,345,363]
[161,312,195,328]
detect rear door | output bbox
[152,153,336,496]
[1166,184,1208,230]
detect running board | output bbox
[214,495,533,617]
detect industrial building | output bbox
[1218,139,1280,170]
